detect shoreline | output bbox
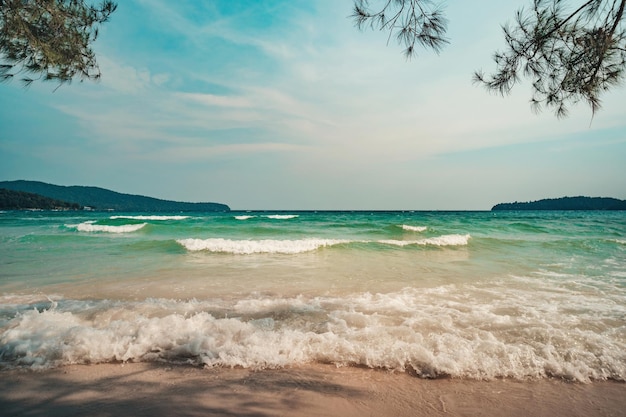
[1,363,624,417]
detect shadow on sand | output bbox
[0,362,368,417]
[2,362,626,417]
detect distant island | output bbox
[0,180,230,212]
[492,196,626,211]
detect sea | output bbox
[0,210,624,382]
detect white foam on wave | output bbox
[176,238,348,254]
[265,214,299,220]
[110,215,189,221]
[234,215,256,220]
[177,234,469,254]
[400,225,427,232]
[379,234,470,247]
[0,294,63,306]
[70,222,147,233]
[2,283,624,381]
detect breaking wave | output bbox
[176,238,348,254]
[379,234,471,247]
[110,215,189,221]
[176,234,469,254]
[400,225,428,232]
[69,221,147,233]
[1,284,624,382]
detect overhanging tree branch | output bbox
[352,0,449,58]
[473,0,626,117]
[354,0,625,118]
[0,0,117,87]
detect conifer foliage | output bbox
[475,0,626,117]
[354,0,626,117]
[0,0,117,86]
[352,0,449,58]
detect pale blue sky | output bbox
[1,0,625,210]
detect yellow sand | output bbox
[1,363,624,417]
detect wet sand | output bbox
[1,363,624,417]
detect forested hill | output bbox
[492,196,626,211]
[0,188,80,210]
[0,180,230,212]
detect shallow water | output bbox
[1,210,625,381]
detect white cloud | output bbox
[179,92,252,108]
[97,55,171,94]
[28,0,626,209]
[142,142,310,162]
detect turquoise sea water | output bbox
[1,210,625,381]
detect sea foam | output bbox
[379,234,471,247]
[1,284,624,381]
[234,215,256,220]
[176,238,347,254]
[71,222,147,233]
[110,215,189,221]
[265,215,299,220]
[400,225,428,232]
[176,234,469,254]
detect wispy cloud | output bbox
[5,0,624,208]
[179,93,252,108]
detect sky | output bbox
[1,0,625,210]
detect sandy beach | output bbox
[1,363,624,417]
